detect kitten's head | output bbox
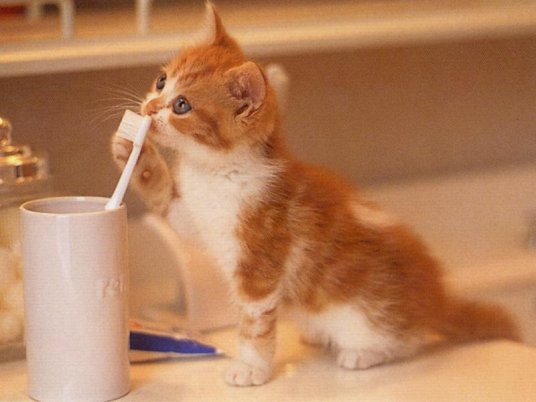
[142,3,279,164]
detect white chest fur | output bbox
[169,156,278,278]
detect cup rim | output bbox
[20,196,125,216]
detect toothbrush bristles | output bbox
[105,110,151,210]
[117,110,146,141]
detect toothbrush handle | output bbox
[106,117,151,210]
[106,143,143,210]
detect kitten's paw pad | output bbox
[224,361,271,387]
[337,349,386,370]
[111,136,133,166]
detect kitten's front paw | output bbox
[224,361,271,387]
[111,135,133,169]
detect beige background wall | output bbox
[1,34,535,215]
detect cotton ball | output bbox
[4,281,24,318]
[0,311,23,344]
[0,247,16,293]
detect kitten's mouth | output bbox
[148,117,164,136]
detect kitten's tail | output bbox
[438,298,521,343]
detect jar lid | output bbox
[0,116,50,185]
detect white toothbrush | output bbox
[105,110,152,210]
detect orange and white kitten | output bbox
[112,3,519,386]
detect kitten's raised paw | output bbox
[224,361,271,387]
[111,135,133,168]
[337,348,387,370]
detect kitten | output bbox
[111,3,519,387]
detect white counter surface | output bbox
[2,322,536,402]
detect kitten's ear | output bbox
[199,2,232,47]
[225,61,266,118]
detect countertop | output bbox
[2,322,536,401]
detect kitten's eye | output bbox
[173,96,192,115]
[156,73,166,91]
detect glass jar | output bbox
[0,116,53,360]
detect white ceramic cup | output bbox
[20,196,130,402]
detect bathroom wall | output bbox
[1,33,535,215]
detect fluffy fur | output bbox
[111,3,519,387]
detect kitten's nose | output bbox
[144,98,164,116]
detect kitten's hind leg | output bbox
[336,338,422,370]
[300,331,328,348]
[310,304,423,370]
[336,347,394,370]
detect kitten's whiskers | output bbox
[88,84,145,130]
